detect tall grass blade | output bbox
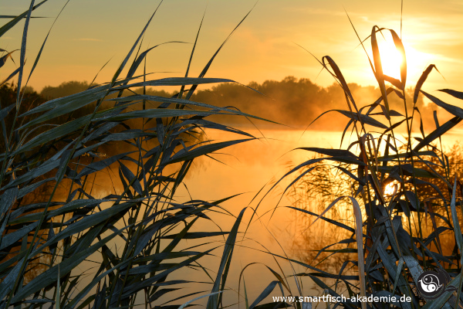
[207,207,247,309]
[413,116,462,152]
[450,177,463,260]
[421,90,463,118]
[15,0,35,108]
[414,64,437,103]
[0,67,20,86]
[389,29,407,89]
[23,0,70,89]
[110,0,164,84]
[56,266,61,309]
[370,26,390,118]
[439,89,463,100]
[0,0,47,37]
[244,278,250,309]
[249,281,279,309]
[10,229,123,304]
[180,292,222,309]
[186,4,256,100]
[0,50,17,68]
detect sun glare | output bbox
[378,39,405,81]
[384,180,401,197]
[362,33,435,89]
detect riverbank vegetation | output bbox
[274,20,463,309]
[0,3,268,308]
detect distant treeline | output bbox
[10,76,445,131]
[191,76,440,131]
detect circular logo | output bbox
[416,269,454,300]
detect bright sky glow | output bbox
[0,0,462,96]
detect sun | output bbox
[378,38,405,81]
[365,32,435,89]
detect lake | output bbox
[160,126,463,307]
[67,126,463,307]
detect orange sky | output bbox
[1,0,462,100]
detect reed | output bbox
[272,18,463,309]
[0,1,268,308]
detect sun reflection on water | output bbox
[384,180,400,197]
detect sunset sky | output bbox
[1,0,462,97]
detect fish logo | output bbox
[419,274,442,293]
[417,269,456,300]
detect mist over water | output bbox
[35,76,452,132]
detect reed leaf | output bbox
[439,88,463,100]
